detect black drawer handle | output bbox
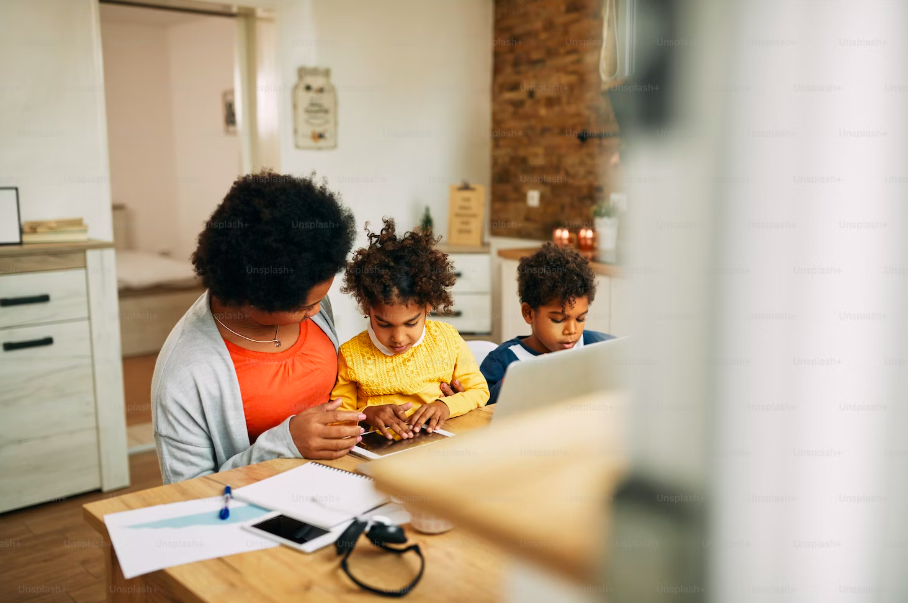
[1,294,51,307]
[3,337,54,352]
[453,272,463,277]
[431,310,463,318]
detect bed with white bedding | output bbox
[113,206,205,357]
[116,250,199,291]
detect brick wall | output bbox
[491,0,619,239]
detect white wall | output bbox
[167,17,241,262]
[275,0,494,343]
[0,0,113,240]
[100,7,240,261]
[101,18,179,254]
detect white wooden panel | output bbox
[86,248,130,491]
[586,276,611,334]
[0,428,101,513]
[0,320,96,446]
[500,259,526,342]
[450,253,491,294]
[119,288,203,357]
[430,293,491,334]
[0,268,88,328]
[609,276,632,337]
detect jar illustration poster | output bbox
[293,67,337,149]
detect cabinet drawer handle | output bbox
[3,337,54,352]
[431,310,463,318]
[1,294,51,307]
[453,272,463,277]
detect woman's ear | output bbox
[521,302,534,324]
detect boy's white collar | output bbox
[367,319,427,356]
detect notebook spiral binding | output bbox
[311,463,372,480]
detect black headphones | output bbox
[335,516,425,597]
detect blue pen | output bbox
[219,485,232,520]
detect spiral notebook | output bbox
[232,463,389,530]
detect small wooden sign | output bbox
[447,184,485,246]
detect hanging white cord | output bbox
[600,0,620,83]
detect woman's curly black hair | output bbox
[341,217,456,313]
[518,242,598,310]
[192,170,356,313]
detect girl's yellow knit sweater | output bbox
[331,320,489,417]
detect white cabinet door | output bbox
[585,276,611,335]
[609,276,632,337]
[449,254,490,294]
[431,293,491,334]
[0,320,96,446]
[0,269,88,329]
[499,259,526,342]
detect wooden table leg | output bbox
[103,534,148,603]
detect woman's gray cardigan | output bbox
[151,291,339,484]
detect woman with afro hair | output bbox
[152,171,368,483]
[331,218,489,439]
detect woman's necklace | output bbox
[213,314,281,348]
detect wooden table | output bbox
[367,391,629,585]
[83,407,505,603]
[496,247,621,278]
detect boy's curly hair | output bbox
[518,242,598,310]
[342,218,455,313]
[192,170,356,313]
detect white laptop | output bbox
[492,336,631,422]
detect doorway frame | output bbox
[96,0,282,174]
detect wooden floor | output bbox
[122,354,156,426]
[0,451,163,603]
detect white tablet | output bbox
[351,428,455,460]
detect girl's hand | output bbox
[439,379,465,397]
[363,403,414,440]
[408,400,450,434]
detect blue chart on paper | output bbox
[127,504,270,529]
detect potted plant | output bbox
[593,200,619,251]
[420,206,434,233]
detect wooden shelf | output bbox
[497,247,622,278]
[0,239,114,257]
[438,243,491,254]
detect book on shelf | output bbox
[22,230,89,244]
[20,217,89,243]
[22,218,85,233]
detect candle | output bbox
[578,227,595,251]
[553,227,571,246]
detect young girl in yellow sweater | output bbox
[331,218,489,439]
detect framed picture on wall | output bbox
[0,187,22,245]
[223,89,237,135]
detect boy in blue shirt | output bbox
[481,242,614,404]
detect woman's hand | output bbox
[363,403,414,440]
[408,400,451,433]
[289,399,365,460]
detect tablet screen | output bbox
[357,429,451,457]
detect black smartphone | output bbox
[245,514,332,551]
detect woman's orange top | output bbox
[225,320,338,443]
